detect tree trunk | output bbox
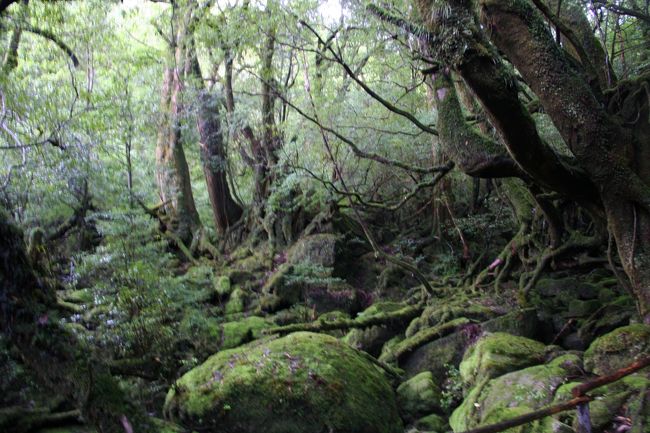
[155,4,201,245]
[196,90,243,233]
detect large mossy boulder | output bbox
[583,324,650,375]
[459,332,547,386]
[450,354,580,433]
[164,332,403,433]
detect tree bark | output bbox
[478,0,650,321]
[155,3,202,245]
[196,90,243,233]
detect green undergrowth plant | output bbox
[440,363,464,412]
[67,210,216,371]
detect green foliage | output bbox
[440,363,464,412]
[285,262,344,286]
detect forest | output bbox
[1,0,649,432]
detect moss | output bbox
[224,288,248,315]
[406,302,496,338]
[414,413,447,432]
[214,275,232,297]
[452,356,577,432]
[584,324,650,374]
[380,335,404,361]
[396,371,443,421]
[567,299,601,317]
[220,316,270,350]
[344,302,411,357]
[459,333,546,386]
[164,332,403,433]
[63,289,94,305]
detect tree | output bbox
[192,52,243,234]
[369,0,650,320]
[154,0,202,245]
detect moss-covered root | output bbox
[0,209,154,433]
[266,302,423,335]
[380,317,472,364]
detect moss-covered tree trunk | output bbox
[196,90,243,233]
[410,0,650,321]
[155,2,201,245]
[0,209,152,433]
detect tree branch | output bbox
[299,19,439,137]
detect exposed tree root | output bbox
[266,303,423,335]
[380,317,473,364]
[0,407,81,433]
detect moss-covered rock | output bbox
[397,371,443,422]
[413,413,447,432]
[584,324,650,375]
[406,302,497,338]
[164,332,403,433]
[459,332,546,386]
[450,354,578,433]
[554,374,650,432]
[214,275,233,297]
[224,288,248,315]
[220,316,270,350]
[286,233,339,267]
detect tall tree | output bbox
[191,52,243,233]
[371,0,650,320]
[155,0,202,245]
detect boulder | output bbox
[224,288,248,315]
[164,332,403,433]
[396,371,443,422]
[450,354,580,433]
[214,276,233,297]
[584,324,650,375]
[459,332,546,386]
[286,233,338,267]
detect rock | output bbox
[286,233,338,267]
[303,281,360,314]
[400,309,540,382]
[450,354,579,433]
[396,371,443,422]
[555,374,650,432]
[225,288,248,315]
[214,276,232,297]
[561,332,587,351]
[220,316,270,350]
[402,331,467,383]
[406,303,498,338]
[413,413,447,432]
[584,324,650,375]
[576,296,634,347]
[459,332,546,386]
[164,332,403,433]
[376,264,418,299]
[567,299,600,317]
[260,263,360,314]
